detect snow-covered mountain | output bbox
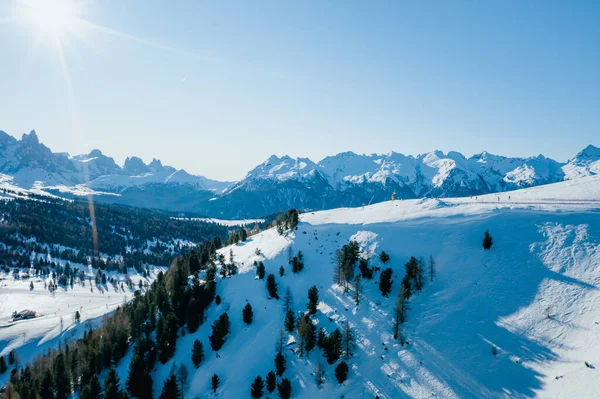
[0,129,598,218]
[0,130,232,208]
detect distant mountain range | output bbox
[1,129,599,218]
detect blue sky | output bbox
[0,0,598,180]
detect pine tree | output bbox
[192,340,204,368]
[89,374,102,399]
[7,350,16,365]
[401,275,412,300]
[279,266,285,276]
[358,258,373,279]
[80,385,94,399]
[209,313,230,351]
[317,327,326,349]
[159,373,181,399]
[39,368,54,399]
[186,297,201,333]
[323,329,343,364]
[211,374,220,394]
[334,361,349,384]
[333,249,343,286]
[379,251,390,264]
[277,378,292,399]
[284,310,295,333]
[243,303,254,325]
[428,255,436,282]
[379,268,393,296]
[177,363,189,394]
[354,274,362,305]
[53,352,71,399]
[256,262,265,279]
[266,274,279,299]
[306,285,319,314]
[250,376,264,399]
[274,352,286,376]
[283,288,293,313]
[483,230,493,250]
[394,293,408,342]
[104,368,126,399]
[0,356,6,374]
[342,321,355,359]
[265,371,276,393]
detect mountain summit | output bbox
[0,129,597,217]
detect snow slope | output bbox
[0,266,164,383]
[140,175,600,398]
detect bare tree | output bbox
[276,328,285,354]
[315,361,325,387]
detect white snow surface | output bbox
[115,175,600,398]
[0,266,165,383]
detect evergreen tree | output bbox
[277,378,292,399]
[284,310,295,333]
[89,374,102,399]
[306,285,319,314]
[323,329,343,364]
[209,313,230,351]
[256,262,265,279]
[283,288,293,313]
[483,230,493,250]
[250,376,264,399]
[186,297,201,333]
[177,363,189,394]
[126,350,152,399]
[7,350,16,365]
[342,321,355,359]
[379,251,390,264]
[104,369,126,399]
[265,371,276,394]
[334,361,349,384]
[159,373,181,399]
[53,353,71,399]
[0,356,6,374]
[379,268,393,297]
[298,314,317,355]
[266,274,279,299]
[211,374,220,394]
[279,266,285,276]
[394,293,408,342]
[358,258,373,279]
[274,352,286,376]
[401,275,412,300]
[80,386,94,399]
[428,255,436,282]
[39,368,54,399]
[192,340,204,368]
[243,303,254,325]
[317,328,326,349]
[354,275,362,305]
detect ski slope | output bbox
[142,176,600,398]
[0,266,164,382]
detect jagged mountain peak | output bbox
[21,129,39,145]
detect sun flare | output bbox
[16,0,83,45]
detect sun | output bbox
[16,0,83,46]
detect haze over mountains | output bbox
[1,129,599,218]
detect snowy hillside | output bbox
[0,266,164,380]
[135,175,600,398]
